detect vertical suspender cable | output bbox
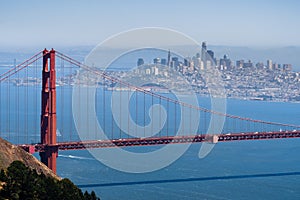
[127,86,129,138]
[86,70,89,140]
[25,61,29,143]
[159,97,161,137]
[60,55,65,140]
[0,70,1,138]
[111,80,114,139]
[103,77,106,138]
[167,99,169,137]
[135,89,138,138]
[7,65,10,140]
[143,91,145,138]
[174,101,177,136]
[189,106,191,135]
[204,111,207,134]
[17,60,19,143]
[119,84,122,138]
[182,105,184,136]
[151,92,154,137]
[35,57,38,143]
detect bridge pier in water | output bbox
[39,49,58,174]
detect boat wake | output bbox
[58,154,95,160]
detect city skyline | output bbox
[1,0,300,48]
[136,45,293,72]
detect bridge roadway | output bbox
[19,130,300,153]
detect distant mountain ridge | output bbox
[210,45,300,70]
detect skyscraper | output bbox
[236,60,244,68]
[207,50,214,61]
[267,60,273,70]
[161,58,167,65]
[171,57,179,68]
[167,50,171,67]
[137,58,144,66]
[220,55,232,69]
[184,58,190,67]
[283,64,292,71]
[201,42,207,63]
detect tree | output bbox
[90,191,100,200]
[83,190,100,200]
[0,169,6,182]
[0,161,100,200]
[58,178,84,200]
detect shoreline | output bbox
[2,82,300,104]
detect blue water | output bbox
[56,97,300,199]
[1,84,300,199]
[57,139,300,200]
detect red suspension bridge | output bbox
[0,49,299,174]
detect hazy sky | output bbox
[1,0,300,48]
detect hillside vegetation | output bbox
[0,138,100,200]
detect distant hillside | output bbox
[0,137,59,180]
[210,45,300,70]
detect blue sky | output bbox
[1,0,300,48]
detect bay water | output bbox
[0,84,299,199]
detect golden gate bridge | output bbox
[0,49,299,174]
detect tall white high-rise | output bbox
[267,60,273,70]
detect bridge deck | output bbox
[19,131,300,153]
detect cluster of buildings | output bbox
[137,42,293,73]
[131,42,300,102]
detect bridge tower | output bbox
[40,49,58,174]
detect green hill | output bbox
[0,138,100,200]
